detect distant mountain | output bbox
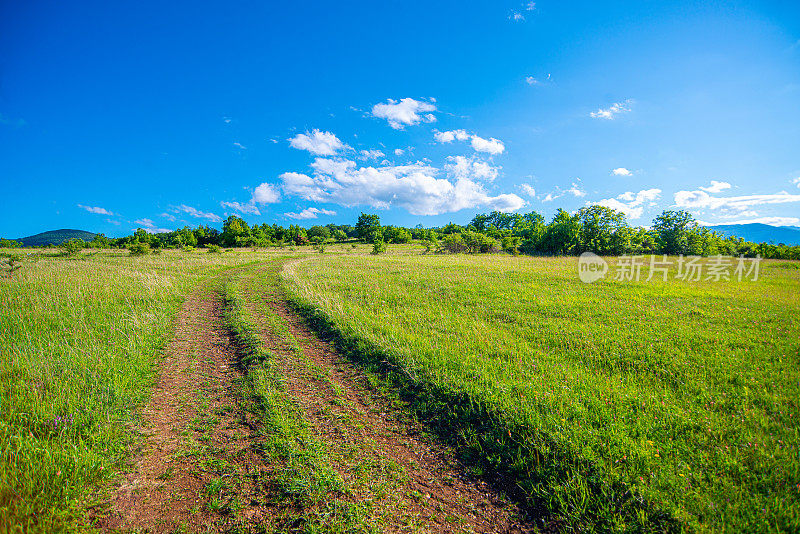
[16,229,98,247]
[706,223,800,246]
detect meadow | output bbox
[284,253,800,532]
[1,246,798,532]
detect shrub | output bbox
[438,233,466,254]
[59,238,85,256]
[128,242,150,256]
[207,244,221,254]
[371,234,387,255]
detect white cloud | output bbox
[526,2,536,10]
[434,129,469,143]
[78,204,114,216]
[175,205,222,223]
[253,182,281,204]
[279,157,524,216]
[371,98,437,129]
[160,212,176,222]
[434,130,505,155]
[509,11,525,21]
[590,100,632,120]
[233,141,247,150]
[792,177,800,188]
[520,184,536,197]
[394,148,404,156]
[289,129,349,155]
[284,207,337,220]
[221,201,261,215]
[699,180,732,193]
[595,188,661,219]
[134,218,171,233]
[525,73,549,85]
[702,216,800,227]
[612,167,632,176]
[471,135,505,155]
[673,190,800,211]
[567,182,586,197]
[541,182,585,202]
[222,182,281,216]
[359,149,385,160]
[444,156,500,182]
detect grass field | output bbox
[0,249,272,531]
[2,247,798,532]
[284,253,800,532]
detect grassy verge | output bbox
[283,254,800,533]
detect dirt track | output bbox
[101,268,534,532]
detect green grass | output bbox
[284,253,800,533]
[0,249,291,531]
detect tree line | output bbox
[2,206,799,260]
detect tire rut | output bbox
[238,265,535,533]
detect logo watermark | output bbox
[578,252,609,283]
[577,254,762,283]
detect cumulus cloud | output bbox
[284,207,337,220]
[444,156,500,182]
[359,149,385,160]
[134,218,171,233]
[590,100,632,119]
[371,98,437,129]
[253,183,281,204]
[174,204,222,223]
[289,129,349,155]
[595,188,662,219]
[520,184,536,197]
[78,204,114,216]
[792,177,800,188]
[221,183,281,216]
[612,168,632,176]
[699,180,732,193]
[394,148,405,156]
[567,182,586,198]
[221,201,261,215]
[279,157,524,216]
[434,130,505,155]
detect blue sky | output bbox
[1,0,799,237]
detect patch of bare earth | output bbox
[240,267,537,533]
[100,286,273,533]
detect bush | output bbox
[371,234,387,255]
[207,244,221,254]
[59,238,85,256]
[128,242,150,256]
[438,233,466,254]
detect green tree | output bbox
[221,215,250,247]
[356,213,381,242]
[539,209,580,255]
[576,205,629,255]
[653,210,696,255]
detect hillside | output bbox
[17,229,97,247]
[706,223,800,246]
